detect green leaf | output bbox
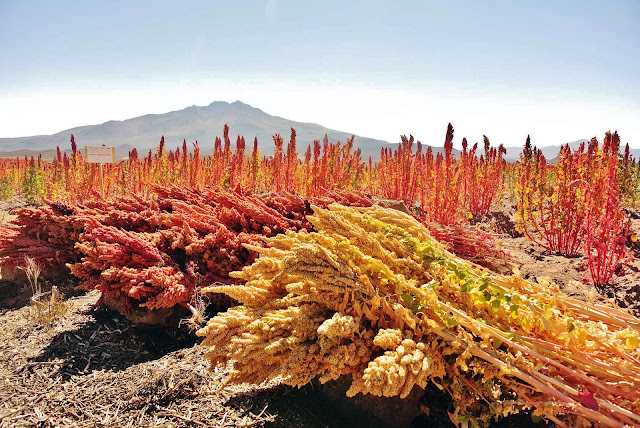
[442,316,458,328]
[510,304,519,317]
[400,292,422,313]
[400,292,413,306]
[456,414,470,423]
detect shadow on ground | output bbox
[0,273,84,311]
[25,307,198,378]
[226,384,343,428]
[227,380,453,428]
[226,379,551,428]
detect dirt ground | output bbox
[1,196,638,427]
[476,199,640,316]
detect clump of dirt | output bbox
[472,211,523,238]
[0,196,31,214]
[470,197,522,238]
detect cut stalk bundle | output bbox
[198,205,640,427]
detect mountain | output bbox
[501,139,589,162]
[359,141,462,159]
[502,139,640,162]
[0,101,391,160]
[1,102,634,162]
[0,148,72,160]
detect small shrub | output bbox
[0,177,14,200]
[29,286,71,328]
[21,161,46,204]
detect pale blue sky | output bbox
[1,1,638,147]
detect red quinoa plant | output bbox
[462,136,507,216]
[516,132,632,286]
[584,132,631,286]
[515,137,590,255]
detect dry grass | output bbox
[20,256,42,296]
[179,287,210,332]
[27,286,71,329]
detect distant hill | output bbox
[0,101,391,160]
[502,139,589,162]
[1,101,634,162]
[502,139,640,162]
[362,140,462,159]
[0,148,71,160]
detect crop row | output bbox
[1,125,638,288]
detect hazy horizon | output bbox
[1,1,638,149]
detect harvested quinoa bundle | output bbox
[199,204,640,427]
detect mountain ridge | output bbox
[0,101,391,159]
[1,101,635,161]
